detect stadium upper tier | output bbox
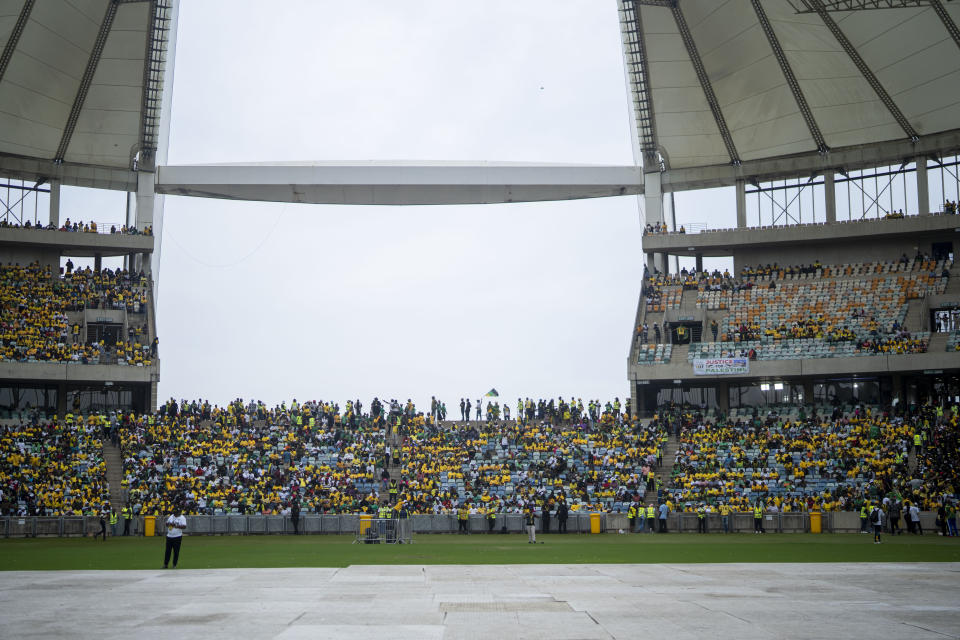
[632,256,957,378]
[0,263,153,365]
[1,398,955,519]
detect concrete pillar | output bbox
[803,381,814,405]
[823,171,836,223]
[56,383,67,417]
[717,382,729,413]
[892,374,903,406]
[48,179,61,227]
[695,254,703,273]
[916,157,929,215]
[135,171,155,231]
[659,253,669,275]
[94,254,102,272]
[643,170,663,228]
[735,179,747,228]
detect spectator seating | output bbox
[0,263,152,365]
[637,343,671,365]
[0,415,110,516]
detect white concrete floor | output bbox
[1,563,957,639]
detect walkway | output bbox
[2,563,956,639]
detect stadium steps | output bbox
[643,433,679,503]
[944,270,960,296]
[926,332,949,353]
[670,343,689,362]
[102,440,126,507]
[904,299,926,331]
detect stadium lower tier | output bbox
[1,400,956,521]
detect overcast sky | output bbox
[50,1,960,410]
[65,1,741,410]
[149,0,661,410]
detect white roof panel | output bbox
[0,0,170,172]
[623,0,960,173]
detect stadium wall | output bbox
[0,512,942,538]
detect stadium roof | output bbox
[620,0,960,182]
[0,0,173,173]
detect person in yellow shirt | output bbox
[719,502,731,534]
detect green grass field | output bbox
[2,533,958,571]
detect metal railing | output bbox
[0,511,939,538]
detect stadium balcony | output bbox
[640,211,960,261]
[0,263,158,415]
[0,222,154,260]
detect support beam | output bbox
[807,0,919,140]
[736,179,747,228]
[695,254,703,272]
[660,129,960,193]
[823,171,836,222]
[619,0,660,166]
[752,0,828,153]
[670,3,740,165]
[916,157,930,215]
[0,0,35,85]
[54,0,119,163]
[0,153,137,191]
[930,0,960,53]
[49,179,60,227]
[157,163,645,206]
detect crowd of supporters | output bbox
[0,413,110,516]
[658,402,958,517]
[1,397,955,526]
[0,262,152,364]
[0,218,152,235]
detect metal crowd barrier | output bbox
[0,511,941,537]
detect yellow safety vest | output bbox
[646,506,655,518]
[754,507,762,518]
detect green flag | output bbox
[484,388,499,397]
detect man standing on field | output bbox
[163,506,187,569]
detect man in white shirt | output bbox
[163,506,187,569]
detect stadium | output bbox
[1,1,959,638]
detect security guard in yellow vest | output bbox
[645,504,656,533]
[486,507,497,533]
[627,505,637,533]
[859,503,869,533]
[753,503,765,533]
[696,504,707,533]
[121,505,132,536]
[389,479,399,504]
[109,510,119,537]
[457,505,470,535]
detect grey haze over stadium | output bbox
[0,0,958,412]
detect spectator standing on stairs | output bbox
[654,323,661,343]
[475,399,482,422]
[711,319,719,341]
